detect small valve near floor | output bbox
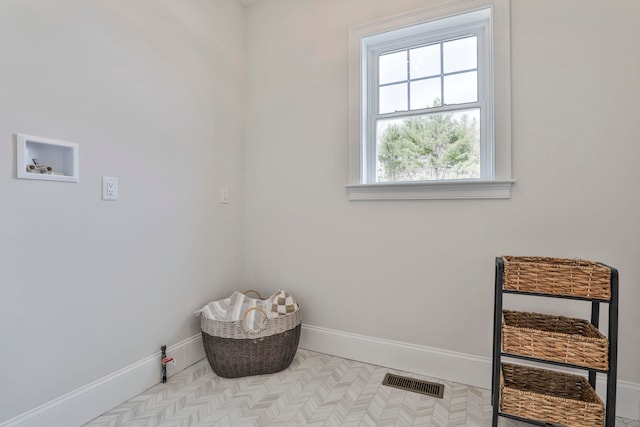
[161,345,175,383]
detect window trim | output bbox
[347,0,513,200]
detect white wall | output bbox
[2,0,640,423]
[0,0,245,421]
[244,0,640,388]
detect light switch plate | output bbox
[220,186,229,204]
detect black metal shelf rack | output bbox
[491,257,619,427]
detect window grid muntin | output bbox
[377,35,479,115]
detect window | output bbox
[375,33,482,183]
[348,0,513,200]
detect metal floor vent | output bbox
[382,373,444,398]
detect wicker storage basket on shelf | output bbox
[200,292,301,378]
[502,310,609,370]
[500,363,604,427]
[502,256,611,300]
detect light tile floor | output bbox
[85,349,640,427]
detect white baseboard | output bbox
[0,335,205,427]
[299,324,492,388]
[4,325,639,425]
[616,380,640,421]
[299,323,640,421]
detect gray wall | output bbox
[0,0,245,420]
[243,0,640,385]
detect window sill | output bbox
[346,180,515,201]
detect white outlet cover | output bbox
[102,176,118,201]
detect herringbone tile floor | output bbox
[85,349,640,427]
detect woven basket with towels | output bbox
[196,289,301,378]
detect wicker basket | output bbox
[502,310,609,370]
[201,304,302,378]
[500,363,604,427]
[502,256,611,300]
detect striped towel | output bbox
[196,291,265,331]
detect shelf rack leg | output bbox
[491,258,504,427]
[589,301,600,388]
[606,269,619,427]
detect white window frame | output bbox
[347,0,513,200]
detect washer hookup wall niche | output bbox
[16,133,79,182]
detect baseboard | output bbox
[299,323,640,421]
[615,380,640,421]
[4,325,638,424]
[299,324,492,388]
[0,335,205,427]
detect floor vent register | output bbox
[382,373,445,398]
